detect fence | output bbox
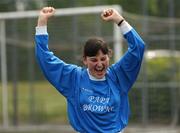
[0,4,180,132]
[0,5,122,128]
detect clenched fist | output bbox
[37,7,55,26]
[101,8,124,25]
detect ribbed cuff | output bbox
[120,21,132,35]
[35,26,48,35]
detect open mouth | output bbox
[94,65,105,73]
[91,66,106,78]
[95,67,104,72]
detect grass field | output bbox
[0,125,180,133]
[1,82,180,133]
[0,81,68,125]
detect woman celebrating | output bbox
[35,7,145,133]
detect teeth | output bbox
[95,64,105,72]
[95,67,104,71]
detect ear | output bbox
[108,49,113,58]
[83,57,87,66]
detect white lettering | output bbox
[88,96,110,104]
[82,96,113,112]
[82,104,114,112]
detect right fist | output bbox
[37,7,55,26]
[39,7,55,19]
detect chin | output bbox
[96,74,105,79]
[96,76,103,79]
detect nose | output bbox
[96,61,103,68]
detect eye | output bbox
[90,58,97,62]
[101,57,107,61]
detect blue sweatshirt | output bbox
[35,21,145,133]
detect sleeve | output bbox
[35,26,78,98]
[110,21,145,93]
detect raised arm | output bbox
[35,7,79,98]
[101,8,145,93]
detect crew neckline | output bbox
[87,69,106,81]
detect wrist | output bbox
[37,16,48,26]
[117,19,124,26]
[114,16,124,25]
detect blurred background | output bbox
[0,0,180,133]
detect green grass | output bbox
[0,81,68,125]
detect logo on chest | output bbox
[83,96,113,112]
[80,88,114,113]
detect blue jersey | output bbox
[35,22,145,133]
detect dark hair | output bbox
[83,37,110,57]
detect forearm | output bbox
[112,13,124,25]
[111,23,145,93]
[119,20,132,35]
[118,20,145,53]
[35,33,77,98]
[37,16,48,27]
[123,28,145,63]
[35,26,49,59]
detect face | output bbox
[83,50,110,79]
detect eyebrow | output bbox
[88,57,97,60]
[88,55,107,59]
